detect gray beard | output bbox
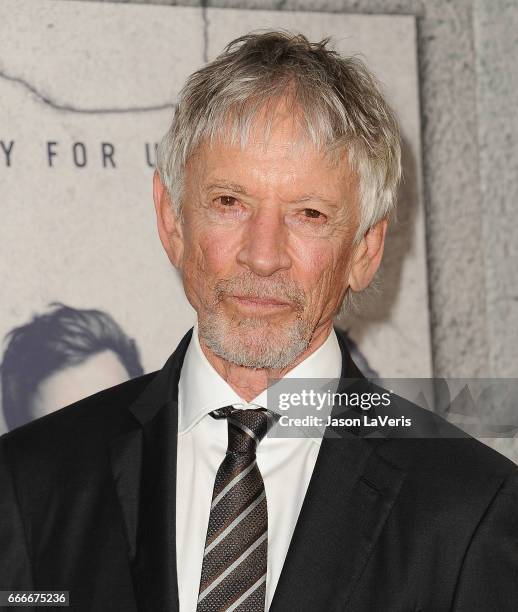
[198,311,313,370]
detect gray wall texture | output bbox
[85,0,518,379]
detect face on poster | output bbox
[0,0,430,433]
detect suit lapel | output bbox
[110,327,193,612]
[129,398,179,612]
[269,328,407,611]
[110,428,142,562]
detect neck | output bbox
[198,320,334,402]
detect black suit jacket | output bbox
[1,327,517,611]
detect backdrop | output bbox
[0,0,430,434]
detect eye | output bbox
[302,208,326,220]
[210,195,248,220]
[217,195,237,207]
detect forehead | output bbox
[186,104,358,199]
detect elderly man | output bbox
[1,32,517,612]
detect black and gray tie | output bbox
[196,406,277,612]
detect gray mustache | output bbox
[215,278,306,307]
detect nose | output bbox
[236,205,291,276]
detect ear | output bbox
[347,218,388,292]
[153,171,184,268]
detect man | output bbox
[1,32,517,612]
[1,303,144,430]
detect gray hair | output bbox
[156,30,401,241]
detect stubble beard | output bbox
[197,276,314,370]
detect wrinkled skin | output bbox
[154,104,387,400]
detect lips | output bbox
[231,295,290,306]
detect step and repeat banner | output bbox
[0,0,430,433]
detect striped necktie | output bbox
[196,406,277,612]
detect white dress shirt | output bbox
[176,321,342,611]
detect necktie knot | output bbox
[211,406,277,455]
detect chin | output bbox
[199,310,313,369]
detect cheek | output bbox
[184,222,239,279]
[293,239,352,302]
[294,240,338,284]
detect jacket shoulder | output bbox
[379,428,518,527]
[376,390,518,482]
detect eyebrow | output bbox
[294,195,339,208]
[205,182,251,196]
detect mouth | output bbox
[229,295,292,311]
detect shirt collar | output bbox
[177,320,342,437]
